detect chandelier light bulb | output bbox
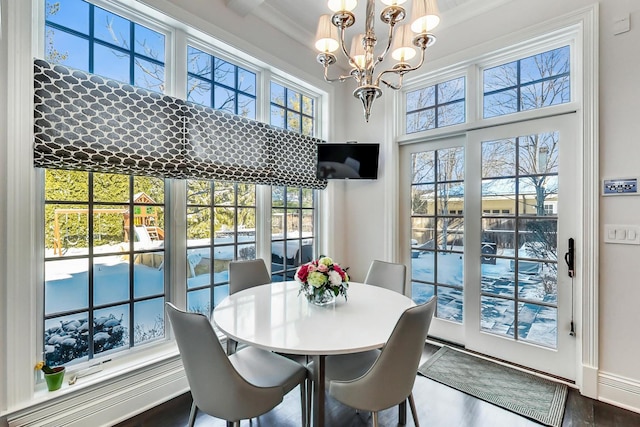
[380,0,408,5]
[327,0,357,12]
[349,34,366,68]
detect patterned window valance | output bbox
[33,59,327,189]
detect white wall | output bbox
[339,0,640,413]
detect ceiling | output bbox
[223,0,514,52]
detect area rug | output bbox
[418,346,567,427]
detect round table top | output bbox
[212,281,415,356]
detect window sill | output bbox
[4,341,185,425]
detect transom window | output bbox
[483,45,570,118]
[270,82,314,136]
[405,77,465,134]
[44,170,166,367]
[45,0,166,92]
[187,46,257,118]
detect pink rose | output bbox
[317,264,329,273]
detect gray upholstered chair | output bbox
[227,258,271,354]
[165,303,307,427]
[327,297,436,427]
[364,259,407,295]
[228,258,271,295]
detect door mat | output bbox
[418,346,567,426]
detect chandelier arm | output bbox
[322,64,357,83]
[373,22,397,68]
[374,47,427,87]
[337,26,362,72]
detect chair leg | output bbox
[226,338,238,355]
[398,399,407,425]
[372,411,379,427]
[300,381,307,427]
[408,392,420,427]
[188,401,198,427]
[306,378,312,427]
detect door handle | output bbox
[564,238,574,278]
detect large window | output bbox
[483,45,570,118]
[40,0,322,371]
[44,171,166,367]
[187,46,257,118]
[186,181,256,314]
[405,77,465,134]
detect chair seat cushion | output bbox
[308,349,381,383]
[230,346,307,394]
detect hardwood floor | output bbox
[116,345,640,427]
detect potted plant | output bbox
[35,361,65,391]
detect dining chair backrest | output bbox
[165,303,282,421]
[329,297,436,412]
[364,260,407,295]
[228,258,271,295]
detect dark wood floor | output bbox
[116,345,640,427]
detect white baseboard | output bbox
[7,357,189,427]
[598,371,640,414]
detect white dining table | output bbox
[212,281,415,427]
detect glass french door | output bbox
[400,115,578,380]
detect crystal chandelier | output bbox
[315,0,440,122]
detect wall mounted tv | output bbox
[316,143,380,180]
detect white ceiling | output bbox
[224,0,514,51]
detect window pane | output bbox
[411,282,434,304]
[438,77,464,102]
[45,26,89,70]
[46,0,89,34]
[187,76,211,106]
[134,252,165,297]
[187,46,211,77]
[520,46,570,84]
[94,173,129,203]
[406,109,435,133]
[134,23,165,62]
[436,252,463,285]
[518,303,557,347]
[94,304,130,355]
[437,287,463,321]
[238,68,256,95]
[482,139,516,178]
[301,189,313,208]
[45,258,89,314]
[271,82,285,106]
[484,61,517,92]
[133,297,165,344]
[134,58,165,92]
[187,180,212,205]
[302,95,313,116]
[407,86,435,111]
[482,178,516,215]
[287,111,301,133]
[94,255,130,305]
[134,176,164,204]
[187,288,211,315]
[518,132,559,175]
[187,248,211,289]
[481,260,515,297]
[44,312,89,367]
[481,296,515,337]
[437,147,464,181]
[93,205,127,251]
[237,94,256,119]
[94,44,130,83]
[287,90,301,111]
[46,170,89,201]
[521,77,570,111]
[214,58,235,87]
[214,85,235,113]
[484,89,518,118]
[411,184,435,215]
[437,101,465,127]
[271,105,285,129]
[94,7,130,48]
[214,182,235,205]
[302,117,314,136]
[412,151,435,183]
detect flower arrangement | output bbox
[295,256,349,304]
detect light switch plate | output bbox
[604,224,640,244]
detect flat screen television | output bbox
[316,143,380,180]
